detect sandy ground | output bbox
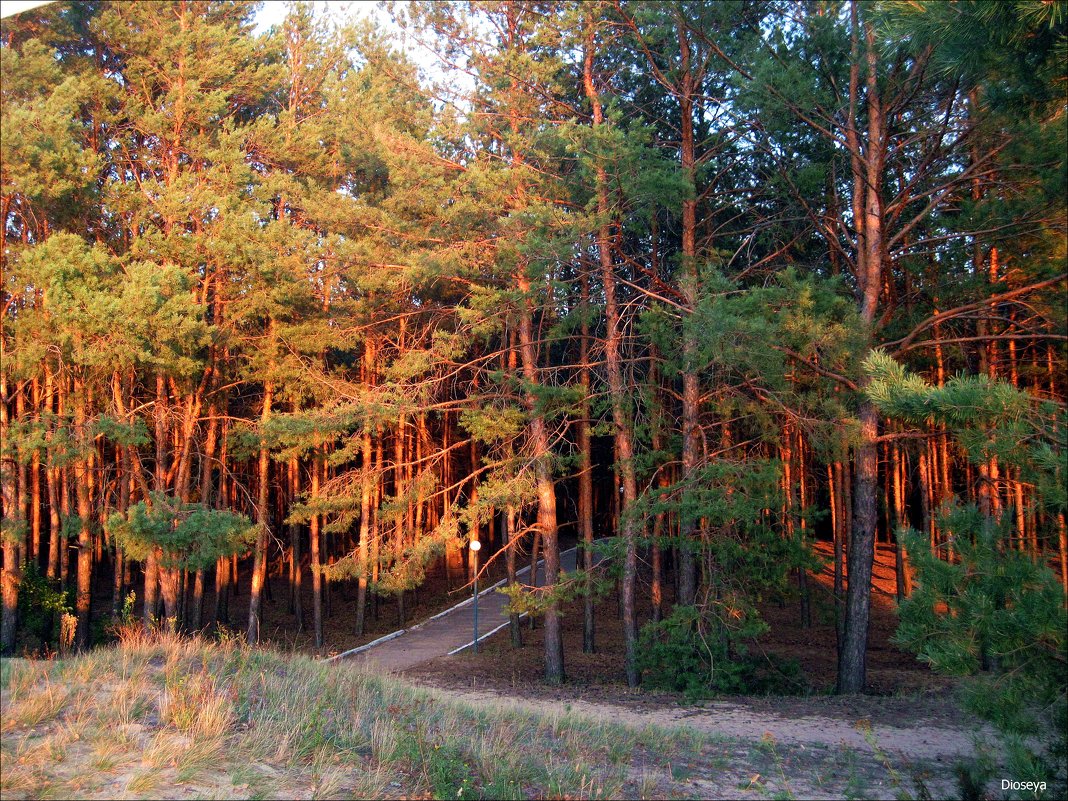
[423,684,985,761]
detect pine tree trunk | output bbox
[837,10,887,694]
[60,469,71,588]
[584,48,638,685]
[213,423,232,626]
[1057,512,1067,599]
[796,428,812,629]
[837,402,879,693]
[213,555,229,626]
[47,465,61,580]
[505,504,522,647]
[394,416,407,628]
[829,463,844,653]
[145,372,167,628]
[30,382,41,568]
[311,451,323,648]
[578,306,595,653]
[891,441,910,600]
[72,377,93,650]
[355,428,371,637]
[112,448,132,619]
[16,387,28,570]
[0,363,20,654]
[517,273,563,684]
[159,566,179,629]
[651,356,668,625]
[187,569,202,632]
[676,17,700,609]
[247,379,274,644]
[288,454,301,622]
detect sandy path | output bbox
[419,686,984,762]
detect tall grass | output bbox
[1,629,948,799]
[0,629,703,799]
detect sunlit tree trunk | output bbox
[582,37,637,683]
[311,449,323,648]
[247,378,274,644]
[891,441,911,600]
[838,7,888,694]
[144,373,168,627]
[355,419,372,637]
[72,376,93,650]
[517,272,564,684]
[0,355,21,654]
[30,378,41,568]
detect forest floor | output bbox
[0,631,975,800]
[405,541,952,697]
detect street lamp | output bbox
[470,539,481,653]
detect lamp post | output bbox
[470,539,481,653]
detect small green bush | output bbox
[638,605,806,698]
[15,563,72,652]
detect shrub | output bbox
[14,563,72,653]
[638,605,806,698]
[895,509,1067,800]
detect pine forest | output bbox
[1,1,1066,798]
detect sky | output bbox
[253,1,469,101]
[0,0,53,19]
[0,0,389,32]
[252,0,385,35]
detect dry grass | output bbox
[1,630,708,799]
[0,629,935,799]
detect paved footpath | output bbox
[331,546,579,672]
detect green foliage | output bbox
[423,738,478,801]
[15,563,72,652]
[865,351,1066,513]
[895,513,1067,798]
[498,571,585,620]
[873,347,1067,795]
[459,405,527,445]
[0,0,1063,720]
[640,457,818,576]
[641,270,866,458]
[1,516,29,547]
[627,454,819,696]
[327,515,455,595]
[637,606,806,699]
[107,495,255,571]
